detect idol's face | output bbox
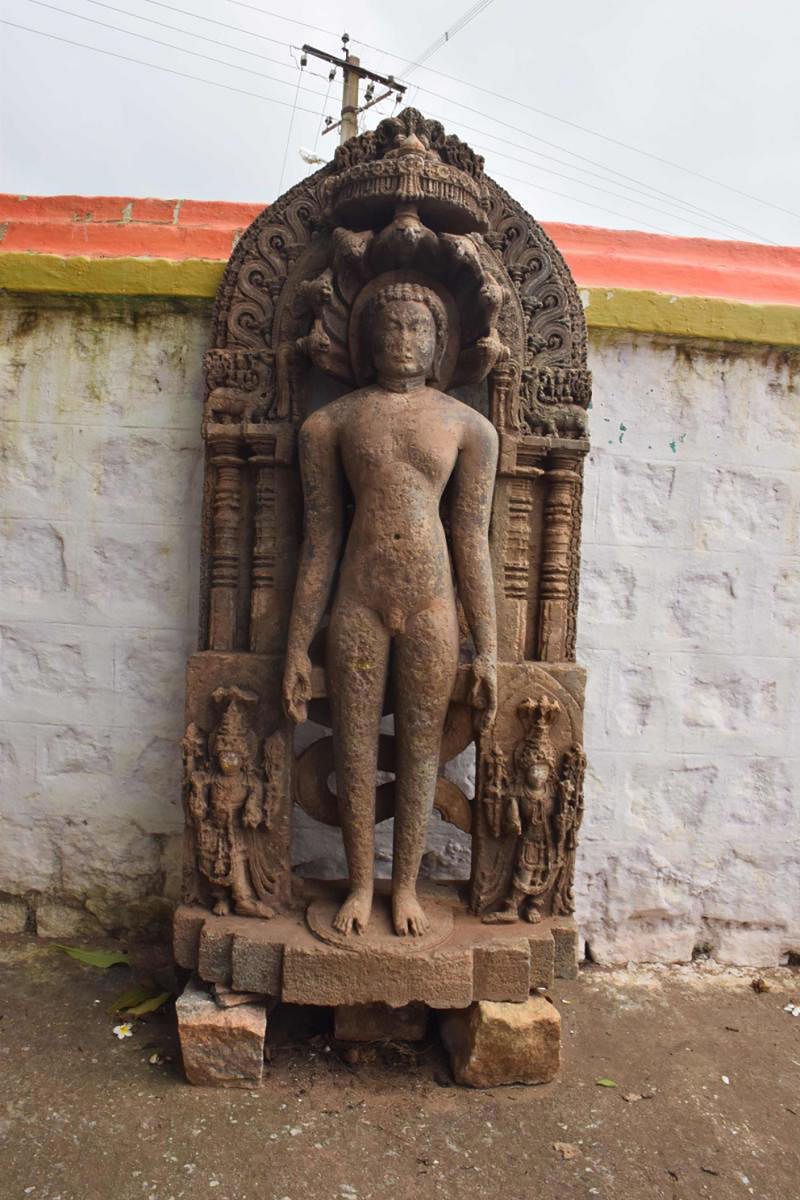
[217,749,241,775]
[372,300,436,380]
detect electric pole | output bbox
[302,35,407,145]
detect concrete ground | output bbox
[1,935,798,1200]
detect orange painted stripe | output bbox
[1,194,798,308]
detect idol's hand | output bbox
[282,648,312,725]
[469,652,498,734]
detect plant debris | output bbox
[552,1142,579,1159]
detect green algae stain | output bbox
[618,422,627,443]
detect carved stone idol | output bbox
[282,280,498,937]
[174,106,592,1033]
[182,688,276,919]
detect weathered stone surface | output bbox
[440,996,561,1087]
[552,918,580,979]
[0,895,29,933]
[35,898,105,939]
[528,926,556,989]
[472,940,530,1002]
[282,944,473,1010]
[334,1002,428,1042]
[176,976,266,1088]
[231,931,283,995]
[173,906,206,970]
[197,920,235,983]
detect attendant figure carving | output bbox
[183,687,275,919]
[283,282,499,938]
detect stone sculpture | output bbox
[173,107,592,1084]
[282,280,499,937]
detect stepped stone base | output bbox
[440,996,561,1087]
[173,883,579,1009]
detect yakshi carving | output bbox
[482,695,585,924]
[182,687,275,919]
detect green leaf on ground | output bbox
[596,1078,618,1088]
[54,945,130,968]
[108,984,157,1014]
[124,991,171,1017]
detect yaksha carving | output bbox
[182,687,276,919]
[482,696,586,925]
[283,277,499,938]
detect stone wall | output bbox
[1,290,797,964]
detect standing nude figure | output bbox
[283,282,498,937]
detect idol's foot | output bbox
[212,894,231,916]
[481,905,519,925]
[523,904,542,925]
[392,888,430,937]
[235,897,276,920]
[332,888,373,936]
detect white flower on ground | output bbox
[112,1022,133,1039]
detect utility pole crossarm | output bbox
[301,44,407,95]
[302,38,407,145]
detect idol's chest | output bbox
[340,405,459,484]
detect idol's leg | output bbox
[391,596,459,936]
[327,595,391,935]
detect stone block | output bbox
[0,896,29,933]
[35,898,105,939]
[197,919,235,983]
[551,918,579,979]
[439,996,561,1087]
[472,940,530,1002]
[334,1002,428,1042]
[231,930,283,995]
[282,944,473,1010]
[528,926,556,989]
[173,906,206,970]
[176,976,266,1088]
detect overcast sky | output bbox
[2,0,799,245]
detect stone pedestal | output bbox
[176,977,267,1088]
[439,996,561,1087]
[173,884,579,1008]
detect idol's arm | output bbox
[450,413,499,729]
[282,409,344,724]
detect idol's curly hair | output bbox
[368,282,448,382]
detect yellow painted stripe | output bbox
[0,252,224,298]
[2,252,799,347]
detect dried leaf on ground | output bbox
[623,1091,655,1102]
[124,991,171,1017]
[552,1142,580,1159]
[108,984,157,1014]
[54,945,129,969]
[751,977,770,993]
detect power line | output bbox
[2,20,324,115]
[25,1,332,101]
[138,0,286,49]
[279,61,304,191]
[223,0,339,41]
[410,94,776,244]
[81,0,325,78]
[491,170,674,237]
[401,0,496,79]
[352,38,800,225]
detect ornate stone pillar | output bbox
[537,451,582,662]
[249,434,277,653]
[208,434,245,651]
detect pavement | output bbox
[1,934,798,1200]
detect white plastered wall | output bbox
[0,293,797,962]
